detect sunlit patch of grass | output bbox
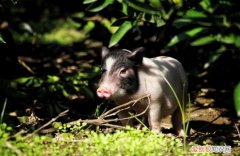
[41,27,84,45]
[41,18,94,45]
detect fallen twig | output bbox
[18,56,35,74]
[235,123,240,139]
[190,111,227,137]
[25,109,69,138]
[5,141,26,156]
[68,94,151,129]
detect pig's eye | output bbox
[119,68,128,77]
[101,68,107,73]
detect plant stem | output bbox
[0,98,8,124]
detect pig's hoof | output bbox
[151,128,161,133]
[177,129,185,137]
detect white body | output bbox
[114,56,188,134]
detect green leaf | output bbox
[111,17,130,26]
[185,27,205,36]
[109,21,133,47]
[174,18,212,28]
[216,34,240,47]
[167,27,205,47]
[219,34,240,48]
[200,0,213,13]
[149,0,162,9]
[173,19,193,29]
[0,34,6,44]
[122,3,128,15]
[86,0,114,12]
[234,36,240,47]
[153,15,165,27]
[167,34,187,48]
[139,14,165,27]
[47,75,60,83]
[83,0,98,4]
[15,77,33,84]
[82,86,94,99]
[234,82,240,117]
[124,0,160,15]
[185,10,207,18]
[191,36,215,46]
[203,45,226,69]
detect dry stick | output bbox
[101,123,128,130]
[234,123,240,139]
[25,109,69,138]
[101,94,150,117]
[8,129,27,140]
[191,112,226,137]
[102,95,151,123]
[5,141,26,156]
[18,57,35,74]
[104,105,132,118]
[68,94,151,128]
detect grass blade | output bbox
[1,98,8,124]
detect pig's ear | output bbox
[128,47,145,64]
[101,47,110,58]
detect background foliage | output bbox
[82,0,240,113]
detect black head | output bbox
[97,47,145,98]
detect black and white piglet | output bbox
[97,47,188,136]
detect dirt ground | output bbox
[161,87,240,153]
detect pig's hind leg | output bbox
[172,107,185,136]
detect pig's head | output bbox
[96,47,144,100]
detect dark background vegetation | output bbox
[0,0,240,149]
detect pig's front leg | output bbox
[148,103,163,133]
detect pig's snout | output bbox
[97,87,112,98]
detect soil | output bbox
[161,88,240,153]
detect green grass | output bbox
[0,124,192,156]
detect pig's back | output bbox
[137,56,187,115]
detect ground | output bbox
[1,43,239,154]
[162,87,240,153]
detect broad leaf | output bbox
[122,3,128,15]
[109,21,133,47]
[185,10,207,18]
[167,27,205,47]
[124,0,160,15]
[149,0,162,9]
[200,0,213,13]
[219,34,240,47]
[191,35,215,46]
[86,0,114,12]
[173,18,193,29]
[234,37,240,47]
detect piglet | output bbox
[97,47,188,136]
